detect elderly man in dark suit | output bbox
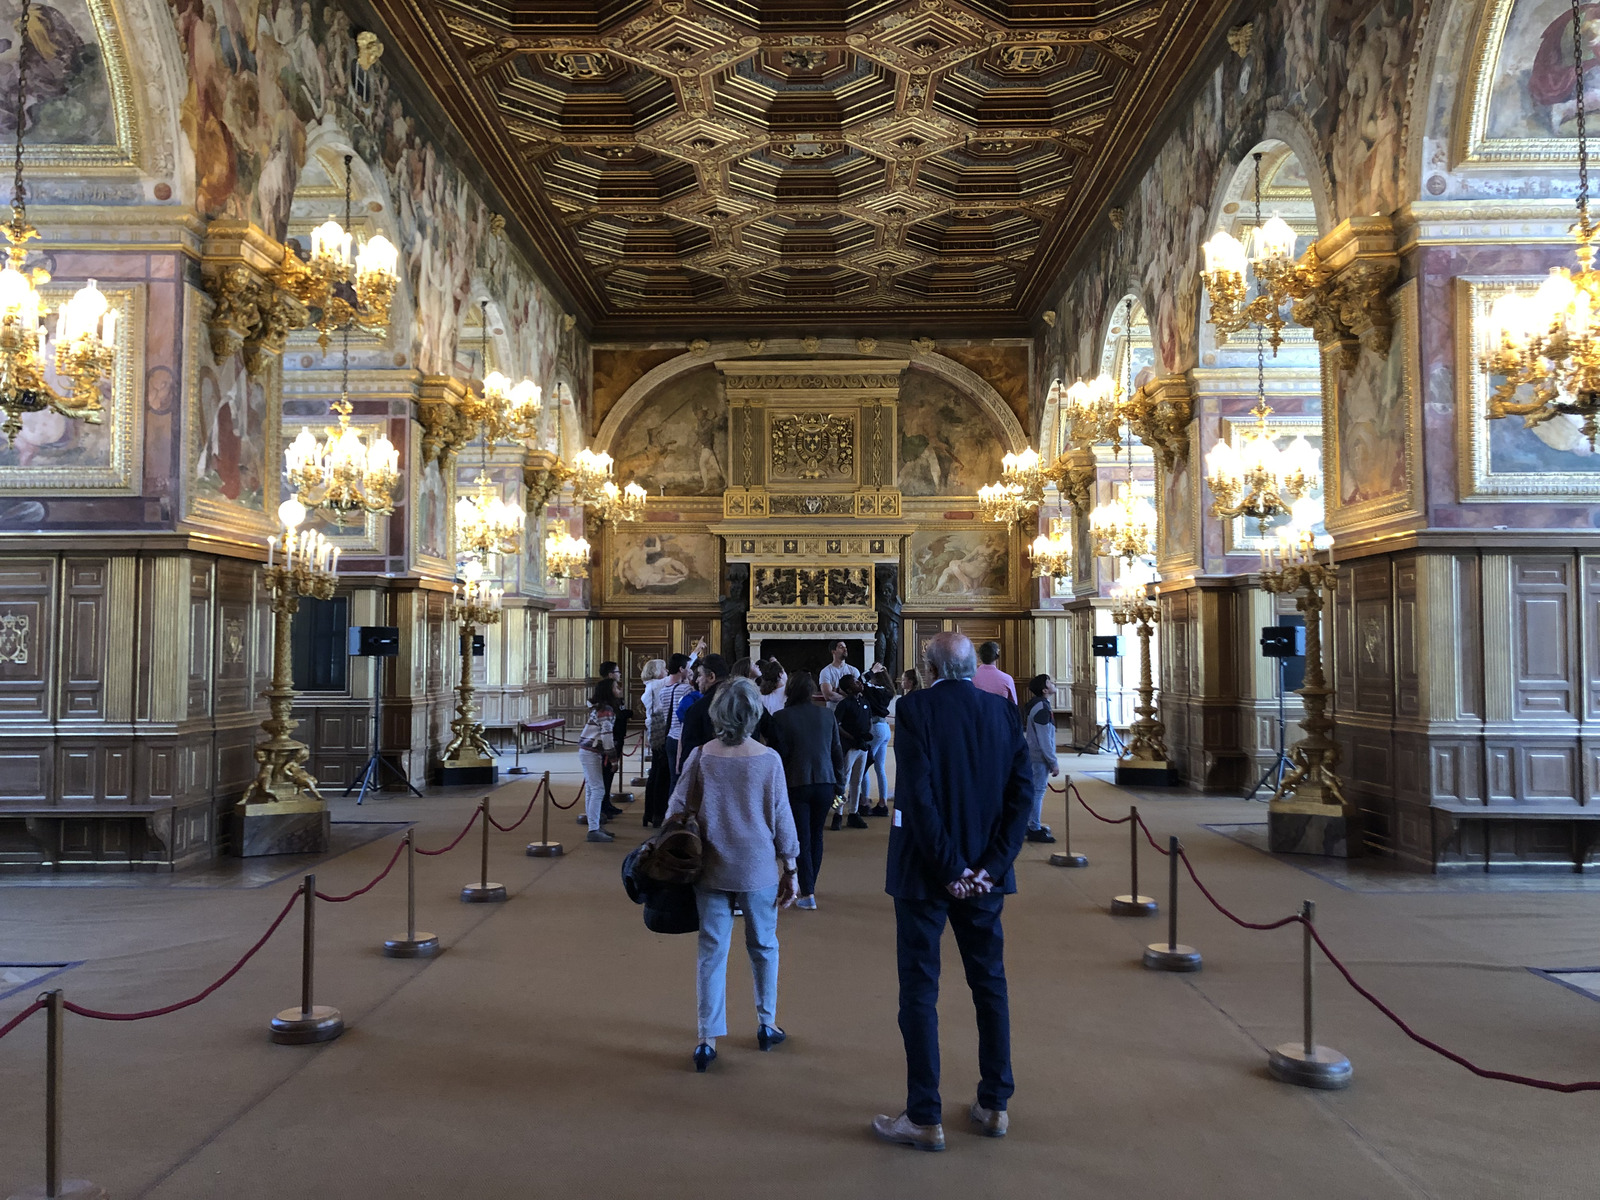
[872,631,1033,1152]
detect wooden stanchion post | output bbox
[384,830,440,957]
[270,876,344,1044]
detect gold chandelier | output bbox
[978,480,1025,523]
[0,0,119,446]
[458,299,542,445]
[455,471,525,561]
[1477,0,1600,447]
[593,479,648,523]
[568,448,615,503]
[276,155,398,352]
[1201,152,1313,356]
[1090,480,1156,562]
[1029,514,1072,580]
[544,519,591,580]
[285,325,398,520]
[1065,371,1127,450]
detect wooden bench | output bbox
[1431,801,1600,871]
[518,716,566,753]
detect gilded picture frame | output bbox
[3,0,142,169]
[1454,275,1600,499]
[904,523,1018,612]
[600,523,721,610]
[1456,0,1588,167]
[1322,278,1424,532]
[0,282,142,493]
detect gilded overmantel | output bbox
[718,359,906,521]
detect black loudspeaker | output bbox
[1091,635,1123,658]
[1259,626,1307,658]
[472,634,486,656]
[348,625,400,657]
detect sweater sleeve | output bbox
[769,757,799,868]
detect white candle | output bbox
[267,536,276,569]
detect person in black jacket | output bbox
[676,654,730,771]
[833,673,873,830]
[765,671,845,910]
[872,631,1032,1153]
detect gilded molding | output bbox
[199,221,308,376]
[1122,374,1193,472]
[522,446,567,515]
[1047,447,1097,513]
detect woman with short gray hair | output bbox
[666,676,800,1072]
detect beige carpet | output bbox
[3,755,1600,1199]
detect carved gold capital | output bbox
[523,446,568,515]
[1047,447,1097,512]
[418,375,473,468]
[1123,374,1193,472]
[200,220,307,376]
[1289,216,1400,371]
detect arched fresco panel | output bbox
[896,369,1005,498]
[610,365,729,498]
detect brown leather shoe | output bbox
[871,1111,945,1152]
[969,1100,1008,1137]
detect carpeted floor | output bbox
[3,752,1600,1199]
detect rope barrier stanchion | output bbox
[526,770,564,858]
[1142,836,1201,972]
[460,796,508,903]
[1048,774,1087,868]
[3,990,107,1200]
[383,830,439,959]
[1110,805,1158,916]
[269,876,343,1046]
[1267,900,1351,1090]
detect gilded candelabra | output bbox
[1259,525,1346,814]
[240,500,339,812]
[1109,573,1168,765]
[443,559,502,765]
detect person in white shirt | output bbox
[758,659,788,716]
[818,640,862,709]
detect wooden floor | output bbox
[3,753,1600,1199]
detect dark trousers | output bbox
[787,783,834,897]
[893,893,1013,1127]
[643,751,671,826]
[603,712,632,798]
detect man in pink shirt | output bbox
[972,641,1017,704]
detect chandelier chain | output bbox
[1254,151,1266,409]
[1574,0,1591,238]
[11,0,25,224]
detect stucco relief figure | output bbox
[909,531,1008,601]
[1337,344,1407,508]
[195,356,266,509]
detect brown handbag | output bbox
[636,753,706,885]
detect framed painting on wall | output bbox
[906,526,1014,610]
[1455,276,1600,500]
[604,525,720,608]
[0,283,142,494]
[183,286,277,535]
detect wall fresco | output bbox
[897,369,1005,497]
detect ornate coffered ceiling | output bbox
[365,0,1232,335]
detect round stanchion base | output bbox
[1110,893,1159,916]
[526,841,565,857]
[506,767,532,775]
[1142,943,1203,972]
[1049,851,1089,868]
[460,882,508,903]
[1267,1042,1353,1090]
[7,1180,109,1199]
[382,933,440,958]
[269,1004,344,1045]
[631,777,647,788]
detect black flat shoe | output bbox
[694,1044,717,1072]
[602,802,624,818]
[869,804,888,817]
[830,814,842,832]
[757,1025,786,1051]
[847,813,869,829]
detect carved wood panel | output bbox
[1509,557,1576,722]
[0,559,53,719]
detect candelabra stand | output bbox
[1259,547,1354,856]
[237,507,338,856]
[440,571,502,786]
[1110,583,1174,786]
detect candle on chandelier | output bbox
[267,536,276,569]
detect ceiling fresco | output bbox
[366,0,1233,334]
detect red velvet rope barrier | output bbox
[414,807,481,856]
[0,998,45,1041]
[1067,782,1132,825]
[1134,813,1173,856]
[315,838,407,903]
[60,887,304,1022]
[548,783,583,811]
[487,785,543,832]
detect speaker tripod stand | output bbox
[347,658,423,805]
[1246,655,1294,801]
[1077,654,1127,756]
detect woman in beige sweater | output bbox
[666,677,800,1072]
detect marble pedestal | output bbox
[1114,759,1179,787]
[1268,808,1357,858]
[439,756,498,787]
[237,804,330,857]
